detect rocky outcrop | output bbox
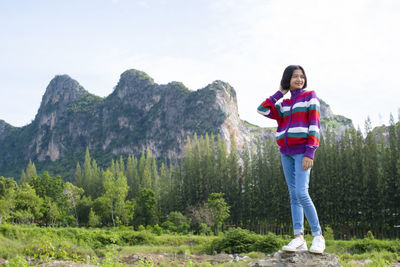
[249,251,342,267]
[211,80,250,150]
[319,99,353,135]
[31,75,87,162]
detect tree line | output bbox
[1,116,399,239]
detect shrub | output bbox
[210,228,283,254]
[177,222,190,235]
[253,232,283,254]
[119,230,156,246]
[152,224,163,236]
[25,235,69,262]
[0,223,19,239]
[162,211,190,234]
[324,225,334,240]
[161,221,177,233]
[211,228,258,254]
[349,238,400,254]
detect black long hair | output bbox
[280,65,307,90]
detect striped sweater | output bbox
[257,89,320,159]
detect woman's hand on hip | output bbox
[302,156,313,170]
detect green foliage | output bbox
[162,211,190,234]
[134,188,158,227]
[14,183,43,224]
[31,171,65,202]
[88,208,101,227]
[252,232,284,254]
[349,238,400,254]
[66,91,103,114]
[101,241,123,267]
[26,235,69,262]
[2,118,400,240]
[63,182,84,227]
[0,234,22,259]
[1,224,400,265]
[152,224,163,236]
[4,256,29,267]
[0,177,16,224]
[210,228,281,254]
[206,193,230,234]
[20,159,37,185]
[324,226,335,241]
[102,170,129,227]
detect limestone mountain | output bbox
[0,69,352,178]
[0,70,249,177]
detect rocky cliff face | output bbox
[0,120,13,142]
[32,75,87,161]
[0,69,352,177]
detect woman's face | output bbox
[289,69,305,90]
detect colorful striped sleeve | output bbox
[257,91,284,122]
[304,91,320,159]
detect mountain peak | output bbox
[39,75,86,111]
[120,69,154,83]
[206,80,237,100]
[113,69,155,99]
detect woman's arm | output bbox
[304,91,320,161]
[257,86,287,121]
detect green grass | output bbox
[303,234,400,266]
[0,224,399,266]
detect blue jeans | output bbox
[281,153,322,236]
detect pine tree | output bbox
[151,156,159,194]
[20,160,37,184]
[200,133,214,201]
[90,159,102,198]
[215,134,228,194]
[119,156,125,175]
[349,127,365,237]
[141,149,152,189]
[183,136,193,207]
[226,134,240,226]
[126,155,139,199]
[83,147,93,196]
[20,170,27,185]
[362,119,380,236]
[241,142,254,228]
[134,188,158,227]
[74,162,83,188]
[191,133,202,204]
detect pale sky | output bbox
[1,0,399,132]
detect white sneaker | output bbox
[282,237,308,252]
[309,235,325,254]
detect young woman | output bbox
[257,65,325,254]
